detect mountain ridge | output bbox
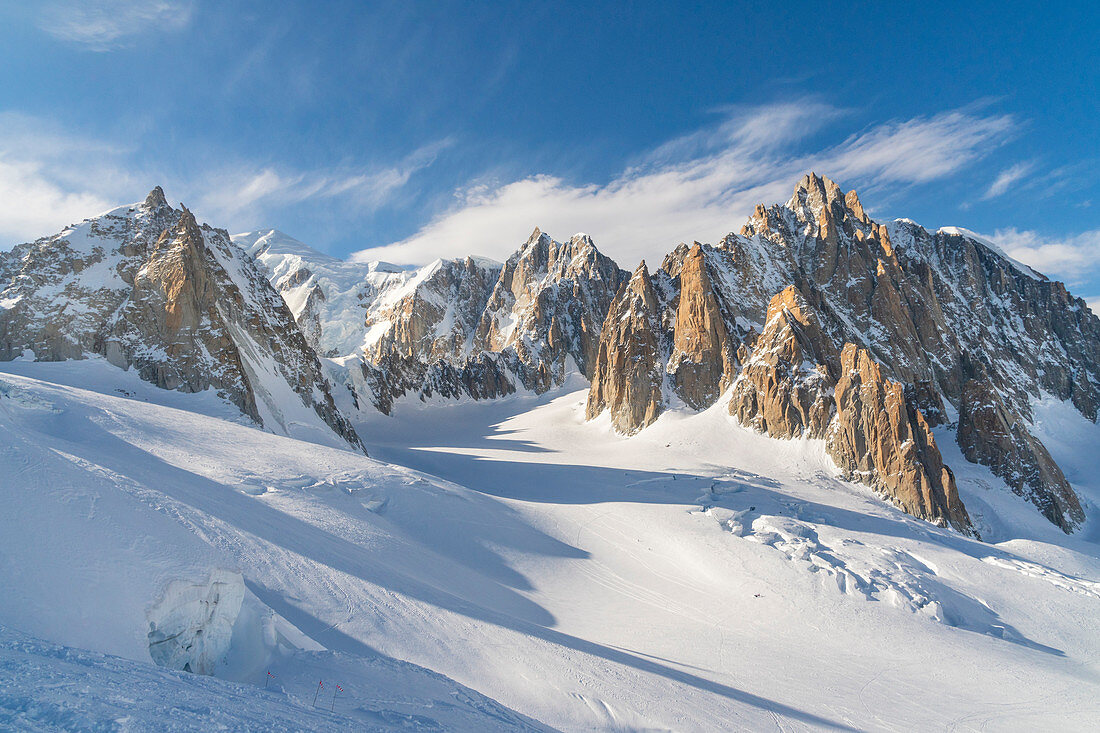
[242,172,1097,535]
[0,190,365,453]
[3,173,1097,535]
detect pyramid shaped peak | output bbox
[625,260,658,305]
[526,226,550,244]
[793,172,844,201]
[176,205,200,232]
[144,186,169,210]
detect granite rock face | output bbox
[724,290,973,534]
[586,263,668,434]
[476,229,628,387]
[827,344,973,534]
[729,285,837,439]
[583,173,1097,533]
[957,377,1084,532]
[0,188,364,452]
[669,245,739,410]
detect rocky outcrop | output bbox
[669,245,738,409]
[367,256,501,363]
[582,172,1098,533]
[250,227,627,414]
[727,290,972,534]
[0,189,364,452]
[957,378,1084,532]
[476,228,629,389]
[826,344,973,535]
[729,286,837,439]
[586,263,667,433]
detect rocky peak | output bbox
[144,185,170,212]
[625,261,658,308]
[669,244,737,409]
[787,172,845,218]
[278,227,630,413]
[585,171,1100,534]
[844,189,868,223]
[586,261,668,433]
[729,285,837,439]
[827,344,974,535]
[0,192,365,453]
[140,207,215,336]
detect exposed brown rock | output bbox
[845,189,868,223]
[476,229,628,384]
[586,262,666,434]
[729,286,837,438]
[826,344,973,534]
[957,378,1084,532]
[116,207,251,403]
[0,191,365,452]
[669,244,737,409]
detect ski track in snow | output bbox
[2,362,1100,731]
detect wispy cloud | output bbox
[38,0,193,51]
[982,161,1035,200]
[0,112,444,247]
[828,110,1015,184]
[354,104,1018,266]
[0,113,137,242]
[991,227,1100,285]
[192,139,452,225]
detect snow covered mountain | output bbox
[587,173,1098,534]
[2,175,1100,730]
[0,189,363,452]
[241,225,627,414]
[239,174,1098,536]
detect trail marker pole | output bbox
[312,680,323,706]
[331,684,343,712]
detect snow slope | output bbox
[235,230,414,358]
[2,360,1099,730]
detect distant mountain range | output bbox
[3,174,1097,535]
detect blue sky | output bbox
[1,1,1098,307]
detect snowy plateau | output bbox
[1,175,1099,732]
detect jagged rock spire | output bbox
[144,186,169,210]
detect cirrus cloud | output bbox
[354,103,1018,266]
[992,227,1100,284]
[37,0,193,51]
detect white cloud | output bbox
[0,158,116,241]
[827,111,1014,184]
[982,161,1035,200]
[991,227,1100,282]
[355,105,1018,266]
[191,139,452,225]
[0,112,445,248]
[1087,298,1100,316]
[38,0,193,51]
[0,113,138,243]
